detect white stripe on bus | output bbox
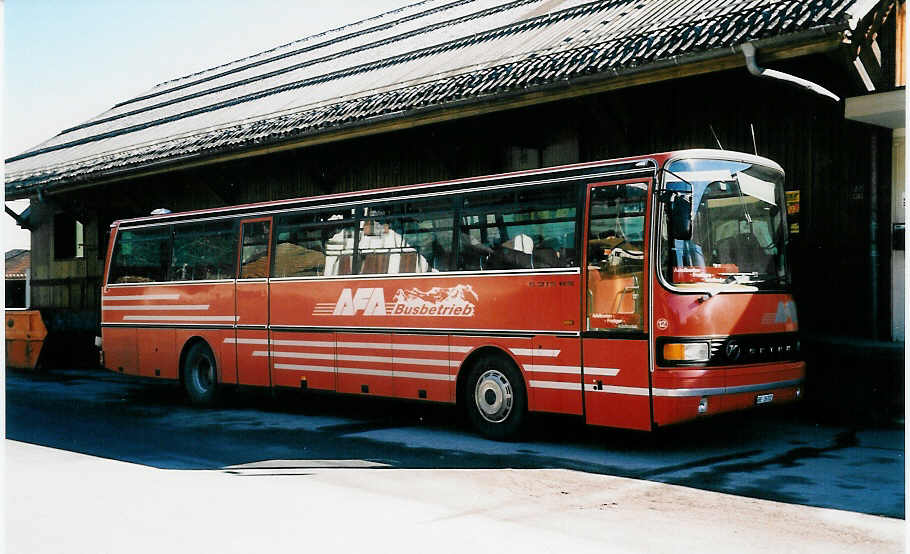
[392,370,455,381]
[524,365,581,374]
[392,357,449,367]
[584,367,621,376]
[103,294,180,301]
[336,367,394,377]
[224,338,269,345]
[392,344,449,353]
[256,351,332,360]
[510,348,560,357]
[274,363,334,373]
[326,354,385,364]
[259,351,448,368]
[335,342,462,353]
[529,380,581,390]
[123,315,237,321]
[584,385,650,395]
[336,341,392,350]
[103,304,209,311]
[274,363,452,382]
[273,340,335,348]
[237,339,463,353]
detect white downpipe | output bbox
[742,42,840,102]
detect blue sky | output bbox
[3,0,408,249]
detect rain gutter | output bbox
[741,42,840,101]
[4,204,32,230]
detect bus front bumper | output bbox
[651,360,805,426]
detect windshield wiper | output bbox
[731,174,754,229]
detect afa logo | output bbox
[320,285,478,317]
[332,288,388,316]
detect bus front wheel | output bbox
[465,354,527,440]
[183,342,218,406]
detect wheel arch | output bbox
[455,345,526,408]
[177,336,215,384]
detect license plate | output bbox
[755,393,774,405]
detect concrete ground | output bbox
[5,440,905,554]
[7,368,905,518]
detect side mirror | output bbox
[669,195,693,240]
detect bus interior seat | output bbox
[324,230,354,276]
[532,248,560,268]
[360,253,390,274]
[460,236,494,270]
[502,234,533,254]
[488,245,532,269]
[274,242,326,277]
[241,254,269,278]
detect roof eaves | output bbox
[4,24,848,201]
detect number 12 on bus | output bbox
[100,149,804,439]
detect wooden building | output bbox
[5,249,30,308]
[5,0,905,414]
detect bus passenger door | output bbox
[235,218,272,387]
[582,179,652,430]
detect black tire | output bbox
[464,354,527,440]
[183,342,218,406]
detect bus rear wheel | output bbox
[183,342,218,406]
[465,354,527,440]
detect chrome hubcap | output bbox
[474,369,513,423]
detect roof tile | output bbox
[6,0,864,194]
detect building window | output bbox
[54,213,84,259]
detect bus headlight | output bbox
[662,342,710,362]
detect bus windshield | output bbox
[659,158,790,291]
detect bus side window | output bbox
[357,200,455,275]
[322,210,356,276]
[402,197,455,273]
[358,217,394,275]
[586,183,646,332]
[170,220,235,281]
[240,221,271,279]
[459,184,577,271]
[405,218,453,273]
[109,227,171,284]
[274,214,328,278]
[458,213,497,271]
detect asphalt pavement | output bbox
[5,366,906,525]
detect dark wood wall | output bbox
[34,53,893,347]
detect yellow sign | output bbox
[785,191,800,234]
[785,191,800,215]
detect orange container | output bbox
[5,310,47,370]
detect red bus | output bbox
[100,149,804,439]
